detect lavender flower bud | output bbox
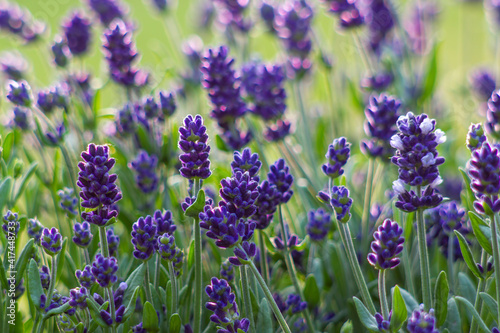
[130,150,159,193]
[220,260,234,282]
[367,219,404,270]
[62,12,91,56]
[0,52,27,81]
[51,37,71,68]
[69,287,88,309]
[306,208,332,241]
[470,69,496,100]
[40,265,50,290]
[407,305,438,333]
[467,123,487,152]
[7,80,31,107]
[157,234,177,261]
[487,90,500,139]
[231,148,262,181]
[264,119,292,142]
[91,254,118,288]
[250,180,280,230]
[329,186,353,223]
[178,114,212,179]
[10,107,30,130]
[72,222,93,248]
[76,265,96,289]
[87,0,125,26]
[268,158,294,204]
[41,228,62,256]
[375,312,391,331]
[219,171,259,219]
[286,294,307,314]
[159,91,176,118]
[27,218,44,244]
[322,137,351,178]
[131,215,157,261]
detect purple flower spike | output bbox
[178,114,212,180]
[27,218,44,244]
[41,228,62,256]
[286,294,307,314]
[339,6,364,29]
[363,0,395,53]
[69,287,88,309]
[469,142,500,214]
[130,150,158,193]
[268,158,294,204]
[323,137,351,178]
[487,90,500,139]
[76,265,96,289]
[58,187,78,217]
[467,123,487,152]
[264,119,292,142]
[153,210,176,236]
[375,312,391,331]
[91,254,118,288]
[250,180,280,230]
[219,171,259,219]
[10,107,30,130]
[62,12,91,56]
[306,208,332,241]
[220,260,234,282]
[231,148,262,181]
[329,186,353,223]
[7,80,31,107]
[361,93,401,159]
[0,52,27,81]
[213,0,251,32]
[106,227,120,257]
[77,144,122,210]
[407,305,438,333]
[40,266,50,290]
[72,222,93,248]
[2,210,20,236]
[87,0,125,26]
[131,215,158,261]
[367,219,404,270]
[159,91,176,118]
[157,234,177,261]
[51,37,70,68]
[230,241,256,265]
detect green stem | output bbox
[416,205,432,310]
[154,254,161,291]
[401,211,416,297]
[490,213,500,325]
[361,159,375,244]
[246,259,292,333]
[258,231,270,285]
[447,234,454,291]
[470,250,488,333]
[144,262,153,304]
[106,287,116,332]
[46,255,58,311]
[193,178,203,333]
[378,270,390,320]
[168,261,178,314]
[278,206,316,333]
[99,226,109,258]
[36,318,46,333]
[240,266,255,333]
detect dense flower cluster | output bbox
[322,137,351,178]
[407,305,439,333]
[212,0,251,32]
[306,208,332,241]
[361,93,401,159]
[321,0,364,28]
[219,171,259,219]
[466,123,487,152]
[27,218,43,244]
[231,148,262,181]
[3,211,20,236]
[178,114,212,179]
[87,0,125,26]
[76,265,96,289]
[130,150,159,193]
[367,219,404,270]
[363,0,394,53]
[469,142,500,214]
[487,90,500,139]
[72,222,93,248]
[62,12,91,56]
[205,277,250,332]
[268,158,294,204]
[41,227,63,256]
[7,80,31,107]
[0,2,44,42]
[91,254,118,288]
[131,215,158,261]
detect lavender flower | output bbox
[213,0,251,32]
[322,186,353,223]
[470,69,496,100]
[231,148,262,181]
[375,312,391,331]
[7,80,31,107]
[62,12,91,56]
[10,107,30,130]
[153,210,176,236]
[131,215,158,261]
[40,266,50,289]
[322,137,351,179]
[151,0,167,11]
[57,314,74,332]
[487,90,500,139]
[250,180,280,230]
[220,260,234,282]
[76,265,96,289]
[0,52,27,80]
[205,277,250,332]
[469,142,500,214]
[361,93,401,159]
[69,287,88,309]
[268,158,294,204]
[57,188,78,218]
[77,144,122,209]
[106,227,120,257]
[45,123,66,146]
[130,150,159,193]
[286,294,307,314]
[0,2,44,42]
[201,46,247,129]
[363,0,394,53]
[41,228,62,256]
[87,0,125,26]
[37,84,70,114]
[407,305,438,333]
[361,72,394,92]
[51,38,70,68]
[27,218,44,243]
[241,63,287,121]
[306,208,332,241]
[91,254,118,288]
[367,219,404,270]
[157,234,177,261]
[219,171,259,219]
[466,123,487,152]
[159,91,176,118]
[178,114,212,179]
[339,4,364,29]
[73,222,93,248]
[260,1,276,32]
[264,119,292,142]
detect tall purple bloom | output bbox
[470,69,496,101]
[131,215,158,261]
[76,265,96,289]
[361,93,401,159]
[41,228,62,256]
[62,12,91,56]
[231,148,262,181]
[0,52,27,80]
[219,171,259,219]
[487,90,500,139]
[469,142,500,214]
[322,137,351,178]
[73,222,93,248]
[367,219,404,270]
[362,0,394,53]
[466,123,487,152]
[87,0,125,26]
[307,208,332,241]
[130,150,158,193]
[268,158,294,204]
[250,179,280,229]
[91,254,118,288]
[0,2,44,42]
[213,0,251,32]
[7,80,31,107]
[178,115,212,180]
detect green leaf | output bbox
[434,271,449,327]
[304,275,320,308]
[123,264,146,306]
[390,286,407,331]
[479,292,498,319]
[215,134,231,152]
[455,296,489,332]
[121,286,140,323]
[15,239,34,281]
[458,272,477,304]
[256,298,273,333]
[454,231,482,278]
[187,239,195,268]
[340,321,353,333]
[398,287,419,314]
[443,298,461,332]
[2,131,14,161]
[184,189,205,218]
[353,297,378,331]
[45,301,71,317]
[0,255,8,292]
[143,301,159,332]
[169,313,182,333]
[420,43,439,103]
[12,162,37,205]
[86,299,109,327]
[468,211,493,255]
[28,259,43,309]
[0,177,13,212]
